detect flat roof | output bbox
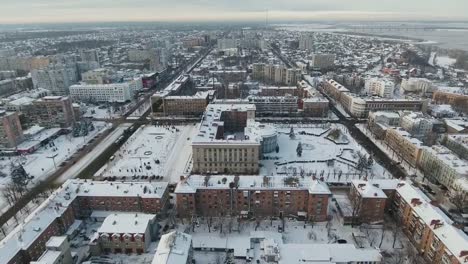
[152,231,192,264]
[175,175,331,195]
[98,213,155,234]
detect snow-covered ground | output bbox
[260,124,391,183]
[128,99,151,118]
[0,122,110,187]
[95,124,197,183]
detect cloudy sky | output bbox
[0,0,467,24]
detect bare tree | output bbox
[450,183,467,213]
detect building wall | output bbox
[0,112,23,148]
[26,97,76,128]
[162,97,208,116]
[303,100,329,117]
[384,128,422,167]
[349,186,386,224]
[192,144,260,174]
[176,188,330,221]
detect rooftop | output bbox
[351,180,387,198]
[0,179,168,264]
[396,182,468,263]
[98,213,155,234]
[152,231,192,264]
[175,175,332,195]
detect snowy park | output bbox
[95,124,197,183]
[260,123,391,184]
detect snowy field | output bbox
[95,124,197,183]
[260,124,392,183]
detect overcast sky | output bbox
[0,0,467,24]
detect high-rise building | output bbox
[252,63,301,86]
[25,96,76,128]
[310,54,335,69]
[31,65,78,95]
[0,111,23,149]
[80,49,100,66]
[299,35,314,51]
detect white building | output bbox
[310,54,335,69]
[69,83,133,103]
[152,231,193,264]
[419,145,468,190]
[401,78,434,94]
[365,78,395,98]
[400,112,434,140]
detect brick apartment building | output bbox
[349,180,387,224]
[175,175,332,222]
[350,180,468,264]
[94,213,156,254]
[24,96,76,128]
[1,179,169,264]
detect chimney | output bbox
[460,250,468,258]
[180,176,185,181]
[358,184,366,189]
[397,183,405,188]
[410,198,421,206]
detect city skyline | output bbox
[0,0,468,24]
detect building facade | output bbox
[384,127,424,167]
[175,175,331,222]
[0,111,23,149]
[69,83,133,103]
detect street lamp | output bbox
[47,153,59,170]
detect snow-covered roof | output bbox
[192,103,259,145]
[279,243,382,263]
[422,145,468,175]
[0,179,168,264]
[98,213,155,234]
[396,182,468,262]
[351,180,387,198]
[175,175,331,195]
[152,231,192,264]
[45,236,67,248]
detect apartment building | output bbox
[0,56,50,72]
[0,111,23,149]
[401,78,434,94]
[0,179,170,264]
[302,97,329,117]
[252,63,301,86]
[247,95,298,115]
[323,79,428,118]
[80,49,100,65]
[257,85,304,97]
[310,54,335,69]
[24,96,76,128]
[368,111,401,139]
[298,35,314,51]
[152,231,193,264]
[175,175,331,221]
[384,127,424,167]
[400,112,434,140]
[69,83,133,103]
[31,65,78,95]
[191,104,260,174]
[433,90,468,113]
[418,145,468,190]
[391,182,468,264]
[31,236,73,264]
[95,213,156,254]
[445,134,468,159]
[349,180,387,224]
[162,91,211,116]
[364,78,395,98]
[81,68,113,84]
